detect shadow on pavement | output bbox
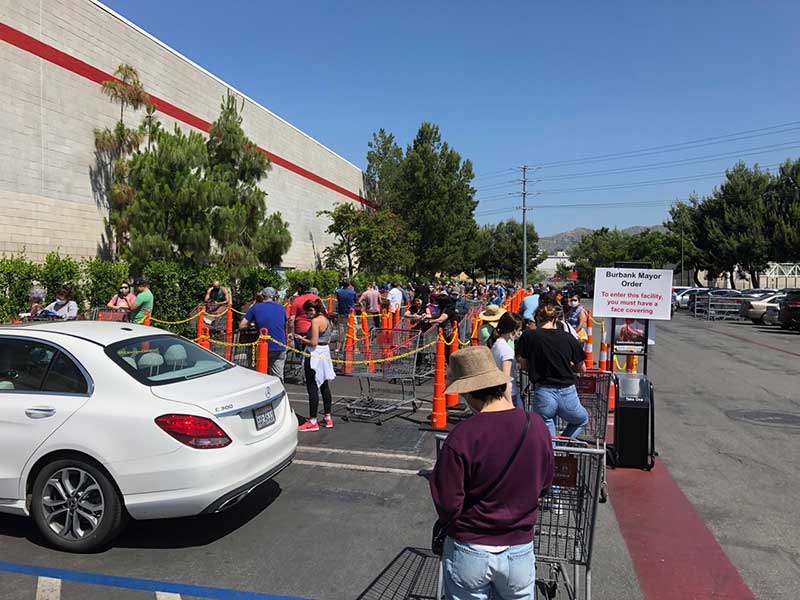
[355,547,440,600]
[114,479,282,550]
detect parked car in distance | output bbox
[687,288,740,312]
[0,321,298,552]
[740,293,785,324]
[764,303,782,325]
[740,288,778,297]
[676,288,708,309]
[778,290,800,330]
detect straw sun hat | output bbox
[444,346,510,396]
[478,304,506,323]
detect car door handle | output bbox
[25,407,56,419]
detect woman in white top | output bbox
[487,312,523,409]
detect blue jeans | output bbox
[532,384,589,439]
[442,537,536,600]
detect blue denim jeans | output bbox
[442,537,536,600]
[532,384,589,439]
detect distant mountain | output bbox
[540,225,666,253]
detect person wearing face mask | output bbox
[487,312,524,410]
[565,294,588,342]
[429,346,553,600]
[43,287,78,320]
[293,298,336,432]
[107,282,136,312]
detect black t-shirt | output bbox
[521,327,586,388]
[414,285,430,306]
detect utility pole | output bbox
[521,165,528,289]
[680,221,685,286]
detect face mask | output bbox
[570,301,579,307]
[55,298,66,306]
[306,312,315,319]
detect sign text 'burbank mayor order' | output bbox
[592,268,673,321]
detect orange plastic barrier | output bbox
[445,322,460,408]
[598,340,609,372]
[584,313,594,369]
[327,295,334,315]
[432,331,447,429]
[143,309,151,326]
[257,328,269,374]
[225,306,234,362]
[344,309,355,375]
[361,311,374,373]
[471,317,481,347]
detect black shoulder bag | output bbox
[431,412,530,556]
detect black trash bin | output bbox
[612,372,656,470]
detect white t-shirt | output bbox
[387,287,404,310]
[491,337,519,400]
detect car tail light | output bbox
[155,414,231,449]
[786,301,800,308]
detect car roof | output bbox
[0,321,173,347]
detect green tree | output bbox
[356,208,414,274]
[480,220,542,281]
[318,203,363,276]
[665,198,707,286]
[569,228,631,281]
[126,94,291,277]
[554,263,573,280]
[365,129,403,209]
[93,64,151,257]
[396,123,477,277]
[205,93,291,277]
[766,159,800,263]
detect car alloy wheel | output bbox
[32,458,126,552]
[41,467,105,541]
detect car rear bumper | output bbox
[118,401,298,520]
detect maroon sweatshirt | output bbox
[430,408,554,546]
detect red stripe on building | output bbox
[608,459,756,599]
[0,21,374,208]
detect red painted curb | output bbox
[0,21,374,209]
[608,460,756,599]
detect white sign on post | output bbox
[592,268,673,321]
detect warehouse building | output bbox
[0,0,370,267]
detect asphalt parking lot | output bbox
[1,310,798,599]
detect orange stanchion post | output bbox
[393,308,400,328]
[225,306,234,362]
[143,309,151,326]
[198,335,211,350]
[196,308,205,339]
[584,313,594,369]
[285,301,291,317]
[625,354,636,373]
[257,327,269,374]
[608,377,616,412]
[432,331,447,429]
[361,311,374,373]
[598,340,609,372]
[345,309,355,375]
[471,317,481,347]
[445,322,460,407]
[327,295,334,315]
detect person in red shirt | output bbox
[289,280,320,351]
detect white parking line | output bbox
[36,577,60,600]
[293,458,424,475]
[155,593,182,600]
[296,445,433,463]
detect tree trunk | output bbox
[693,270,703,287]
[728,271,737,289]
[750,270,760,288]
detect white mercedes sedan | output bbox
[0,321,297,552]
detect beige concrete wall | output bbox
[0,0,366,266]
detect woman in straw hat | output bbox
[429,346,553,600]
[477,304,506,345]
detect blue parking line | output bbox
[0,561,311,600]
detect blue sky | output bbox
[103,1,800,236]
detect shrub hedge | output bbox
[0,252,412,324]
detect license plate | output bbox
[253,403,276,430]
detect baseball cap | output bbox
[261,286,277,299]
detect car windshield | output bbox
[105,335,232,386]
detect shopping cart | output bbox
[523,370,614,503]
[535,440,605,600]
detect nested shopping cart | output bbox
[523,370,614,503]
[535,440,605,600]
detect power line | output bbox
[531,120,800,168]
[472,168,516,181]
[533,142,800,182]
[475,198,677,217]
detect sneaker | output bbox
[298,420,319,432]
[320,416,334,429]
